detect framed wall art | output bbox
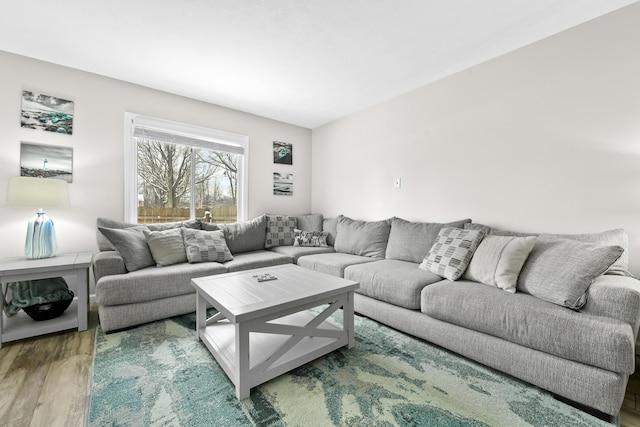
[20,90,74,135]
[273,172,293,196]
[273,141,292,165]
[20,142,73,183]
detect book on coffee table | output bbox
[252,273,278,282]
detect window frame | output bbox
[124,113,249,223]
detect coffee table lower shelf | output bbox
[198,309,348,400]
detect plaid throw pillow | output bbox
[182,228,233,263]
[420,227,485,281]
[265,215,296,248]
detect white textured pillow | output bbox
[144,228,187,267]
[420,227,485,281]
[463,235,536,293]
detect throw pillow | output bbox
[182,228,233,263]
[264,214,297,248]
[97,226,155,272]
[517,236,624,309]
[463,235,536,293]
[334,215,391,258]
[385,217,472,263]
[420,227,485,281]
[218,214,267,254]
[293,229,329,247]
[143,228,188,267]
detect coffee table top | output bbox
[191,264,359,322]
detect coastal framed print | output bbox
[20,142,73,183]
[273,172,293,195]
[273,141,292,165]
[21,90,74,135]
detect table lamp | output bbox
[5,176,70,259]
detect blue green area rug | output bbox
[88,310,614,426]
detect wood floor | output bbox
[1,304,640,427]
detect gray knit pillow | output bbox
[420,227,485,281]
[517,237,623,309]
[182,228,233,263]
[98,226,155,272]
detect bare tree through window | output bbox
[136,139,238,223]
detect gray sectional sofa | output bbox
[92,213,640,417]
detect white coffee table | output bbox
[191,264,359,399]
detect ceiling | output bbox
[0,1,637,129]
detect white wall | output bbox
[0,52,312,269]
[312,4,640,274]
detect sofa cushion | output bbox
[463,235,536,293]
[98,226,155,272]
[219,214,267,254]
[345,259,443,310]
[222,250,292,273]
[144,228,188,267]
[465,223,630,276]
[334,215,391,258]
[96,261,227,306]
[96,217,200,251]
[264,214,297,248]
[421,280,635,373]
[323,217,338,246]
[517,236,623,309]
[297,253,376,278]
[200,221,220,231]
[420,227,484,281]
[582,274,640,340]
[269,245,335,263]
[385,217,472,263]
[182,228,233,263]
[294,213,324,232]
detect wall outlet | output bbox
[394,177,402,188]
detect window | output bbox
[124,113,248,224]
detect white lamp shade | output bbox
[5,176,70,208]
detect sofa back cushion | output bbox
[386,217,472,263]
[294,213,324,232]
[98,225,155,272]
[323,217,338,246]
[219,214,267,254]
[465,223,630,276]
[96,217,200,251]
[517,236,624,309]
[334,215,392,258]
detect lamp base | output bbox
[25,210,58,259]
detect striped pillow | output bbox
[420,227,485,281]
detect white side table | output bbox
[0,252,92,348]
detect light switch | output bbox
[394,177,402,188]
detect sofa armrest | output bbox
[92,251,127,283]
[582,274,640,340]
